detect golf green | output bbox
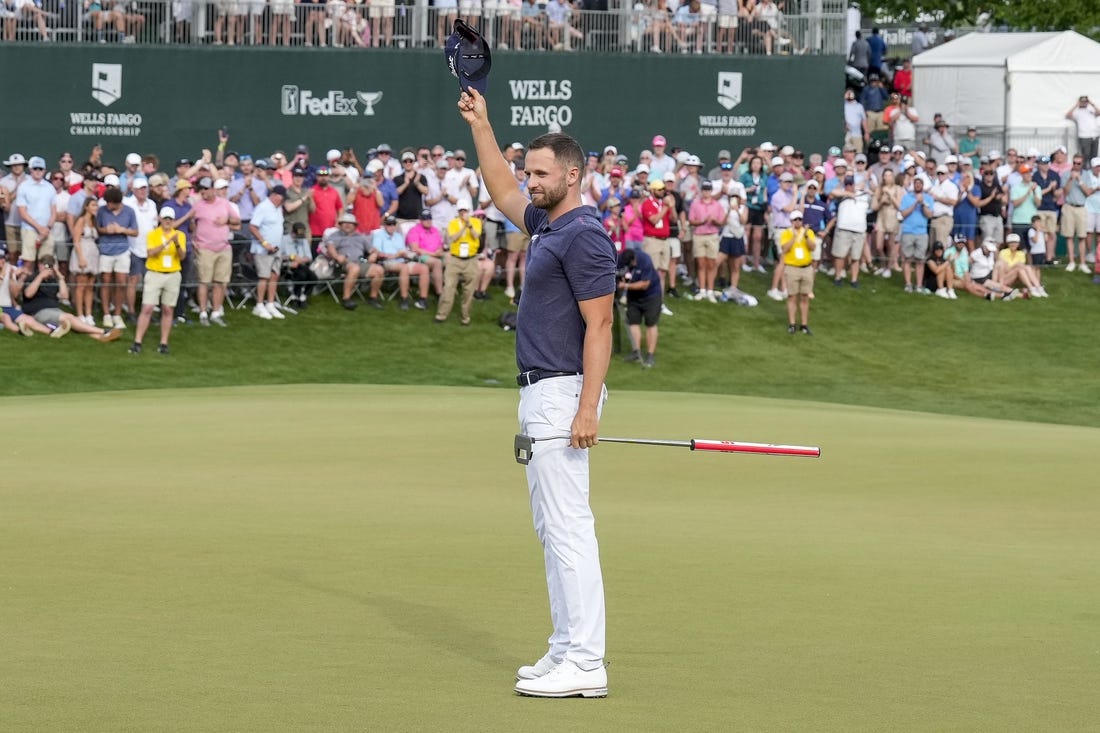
[2,385,1097,731]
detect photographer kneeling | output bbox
[618,248,662,369]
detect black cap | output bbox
[419,208,432,219]
[292,168,307,176]
[700,180,714,190]
[296,144,309,153]
[383,214,397,225]
[270,184,287,196]
[445,19,492,95]
[176,158,193,167]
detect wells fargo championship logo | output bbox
[698,71,756,137]
[69,63,143,137]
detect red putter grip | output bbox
[690,439,821,458]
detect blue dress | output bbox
[953,183,980,240]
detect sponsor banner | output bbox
[1,47,841,167]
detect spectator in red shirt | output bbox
[641,179,674,311]
[308,166,343,238]
[892,59,912,99]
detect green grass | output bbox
[4,266,1100,427]
[2,386,1098,731]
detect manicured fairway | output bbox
[2,385,1098,732]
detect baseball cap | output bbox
[615,154,629,164]
[327,148,341,161]
[717,149,731,159]
[456,198,472,211]
[383,214,398,225]
[401,151,416,162]
[296,144,309,153]
[453,149,467,159]
[685,154,702,167]
[1006,233,1021,243]
[980,156,991,165]
[854,153,868,164]
[636,163,650,174]
[700,180,714,190]
[780,145,795,156]
[649,179,665,191]
[376,143,393,154]
[1091,157,1100,167]
[434,159,449,170]
[159,207,176,219]
[28,156,47,169]
[813,165,826,175]
[213,178,229,189]
[891,144,905,153]
[603,145,617,155]
[989,150,1002,160]
[945,154,958,163]
[936,164,949,173]
[833,160,848,169]
[675,151,690,164]
[806,180,819,189]
[104,174,121,187]
[770,156,785,167]
[419,208,433,219]
[960,158,973,166]
[445,19,492,94]
[827,146,841,157]
[981,238,998,248]
[1018,164,1031,174]
[610,167,624,177]
[176,158,193,168]
[779,172,794,182]
[131,177,149,188]
[338,211,357,224]
[196,176,212,189]
[3,153,27,166]
[175,180,192,191]
[126,153,142,166]
[663,171,677,182]
[954,233,968,243]
[511,142,525,151]
[759,141,776,151]
[1026,147,1040,158]
[1038,155,1051,164]
[652,135,666,146]
[0,242,8,256]
[606,197,621,208]
[790,209,803,219]
[270,184,287,196]
[149,173,169,187]
[292,167,308,176]
[843,144,857,153]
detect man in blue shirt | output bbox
[95,187,138,329]
[14,156,57,270]
[459,87,616,699]
[370,214,416,309]
[899,176,934,293]
[867,28,887,75]
[248,185,287,320]
[617,248,662,368]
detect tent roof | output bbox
[912,31,1100,70]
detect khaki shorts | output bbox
[1061,205,1087,239]
[254,252,282,279]
[20,229,54,261]
[5,225,20,256]
[196,247,233,284]
[717,13,737,28]
[1036,210,1057,236]
[693,233,719,259]
[980,215,1005,244]
[369,0,396,18]
[505,231,530,253]
[143,270,182,308]
[98,251,131,274]
[930,216,954,248]
[784,265,814,295]
[642,236,670,271]
[831,229,864,260]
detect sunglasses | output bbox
[454,157,466,161]
[60,158,73,163]
[432,153,443,158]
[50,175,64,181]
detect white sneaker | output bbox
[741,263,752,272]
[265,302,285,319]
[210,311,228,327]
[514,659,607,698]
[706,291,718,303]
[102,315,114,329]
[1080,263,1092,274]
[199,311,210,327]
[1066,262,1077,272]
[516,652,561,680]
[253,303,273,320]
[660,304,674,316]
[754,265,766,274]
[504,286,516,298]
[765,288,780,301]
[112,314,126,330]
[880,268,892,278]
[947,289,958,299]
[935,287,949,299]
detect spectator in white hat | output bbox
[123,177,159,319]
[1,154,29,255]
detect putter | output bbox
[514,433,821,465]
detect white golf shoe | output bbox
[513,659,607,698]
[516,652,561,680]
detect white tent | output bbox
[912,31,1100,133]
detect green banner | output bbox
[1,46,842,167]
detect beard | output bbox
[530,178,568,210]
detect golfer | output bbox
[458,88,616,698]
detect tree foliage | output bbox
[856,0,1100,39]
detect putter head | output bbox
[514,434,534,465]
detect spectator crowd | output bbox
[4,0,809,54]
[3,90,1099,349]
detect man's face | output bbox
[270,193,285,207]
[844,91,855,102]
[525,147,572,212]
[402,158,416,173]
[142,161,156,175]
[913,179,924,191]
[50,172,65,190]
[240,160,254,175]
[451,153,466,169]
[30,165,46,181]
[134,186,147,201]
[292,172,305,188]
[316,172,330,188]
[200,187,215,201]
[1006,150,1018,164]
[10,163,25,177]
[340,221,356,233]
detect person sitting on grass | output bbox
[14,255,122,341]
[923,241,955,299]
[324,211,384,311]
[995,233,1046,297]
[1,245,54,336]
[969,238,1019,300]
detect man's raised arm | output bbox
[457,88,530,234]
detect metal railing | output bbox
[913,125,1077,160]
[4,0,846,55]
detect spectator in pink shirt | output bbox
[688,181,725,302]
[191,176,240,327]
[622,189,646,250]
[405,209,444,307]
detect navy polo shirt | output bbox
[517,204,617,373]
[623,250,662,301]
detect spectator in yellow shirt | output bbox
[434,198,482,326]
[129,207,186,355]
[779,210,817,334]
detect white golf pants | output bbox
[518,374,607,668]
